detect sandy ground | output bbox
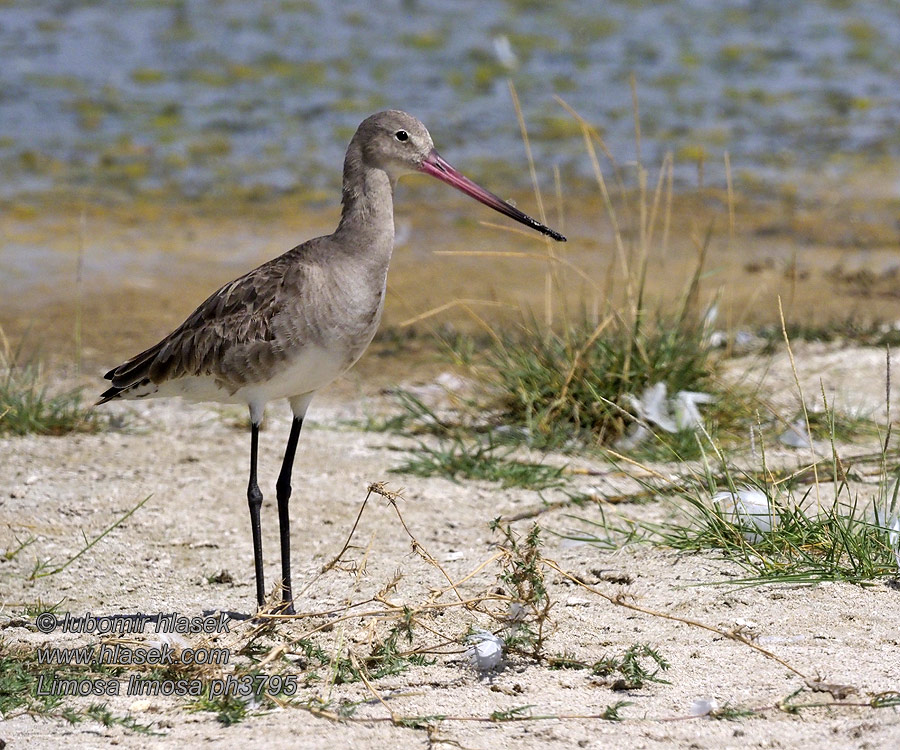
[2,342,900,749]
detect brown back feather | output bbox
[106,244,315,391]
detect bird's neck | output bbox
[334,142,395,258]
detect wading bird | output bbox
[98,110,565,614]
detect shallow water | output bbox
[2,0,900,200]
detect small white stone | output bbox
[779,419,812,449]
[466,630,503,672]
[888,516,900,571]
[713,487,774,535]
[690,697,718,716]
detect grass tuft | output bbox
[471,314,717,449]
[648,488,900,585]
[572,483,900,585]
[395,433,566,489]
[376,91,755,467]
[566,390,900,586]
[0,332,99,436]
[373,390,566,490]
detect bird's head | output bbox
[354,110,435,179]
[351,110,566,242]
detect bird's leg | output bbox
[247,420,266,610]
[275,416,303,615]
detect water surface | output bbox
[2,0,899,200]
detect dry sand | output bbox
[2,341,900,749]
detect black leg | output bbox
[247,420,266,609]
[275,416,303,614]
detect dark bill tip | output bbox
[420,150,566,242]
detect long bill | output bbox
[419,150,566,242]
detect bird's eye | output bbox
[394,130,409,142]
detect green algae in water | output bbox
[4,0,900,202]
[131,67,166,84]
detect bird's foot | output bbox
[275,600,296,616]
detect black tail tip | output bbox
[96,385,123,405]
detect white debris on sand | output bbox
[690,697,719,716]
[779,418,813,449]
[615,383,714,449]
[712,486,775,537]
[466,629,504,672]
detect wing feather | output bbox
[103,245,315,396]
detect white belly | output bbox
[141,343,349,420]
[234,344,348,405]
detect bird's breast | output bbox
[315,255,389,362]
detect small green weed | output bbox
[548,643,670,690]
[490,704,535,721]
[84,703,157,734]
[0,648,66,718]
[291,620,433,688]
[395,433,565,490]
[28,494,151,580]
[600,700,633,720]
[189,693,251,726]
[0,362,98,435]
[0,646,153,733]
[3,531,37,561]
[566,401,900,585]
[492,522,553,659]
[367,621,434,679]
[592,643,670,690]
[0,332,99,436]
